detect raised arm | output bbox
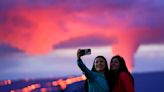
[77,49,94,80]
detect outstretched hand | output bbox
[77,49,82,59]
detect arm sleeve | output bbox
[77,58,94,80]
[120,72,135,92]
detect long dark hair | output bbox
[109,55,134,90]
[85,56,110,92]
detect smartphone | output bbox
[80,49,91,56]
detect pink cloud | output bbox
[0,0,164,71]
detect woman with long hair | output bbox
[109,55,134,92]
[77,49,110,92]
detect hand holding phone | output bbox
[77,49,91,58]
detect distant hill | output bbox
[0,71,164,92]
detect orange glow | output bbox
[21,84,41,92]
[7,80,12,85]
[10,75,87,91]
[1,80,12,86]
[65,79,72,85]
[52,81,58,86]
[40,88,48,92]
[11,84,41,92]
[58,79,67,90]
[31,85,36,90]
[51,75,86,90]
[22,88,29,92]
[81,75,87,80]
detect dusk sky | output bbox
[0,0,164,80]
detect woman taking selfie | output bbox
[76,49,111,92]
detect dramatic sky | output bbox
[0,0,164,80]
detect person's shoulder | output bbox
[119,72,130,78]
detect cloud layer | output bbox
[0,0,164,70]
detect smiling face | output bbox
[110,58,120,71]
[94,57,107,73]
